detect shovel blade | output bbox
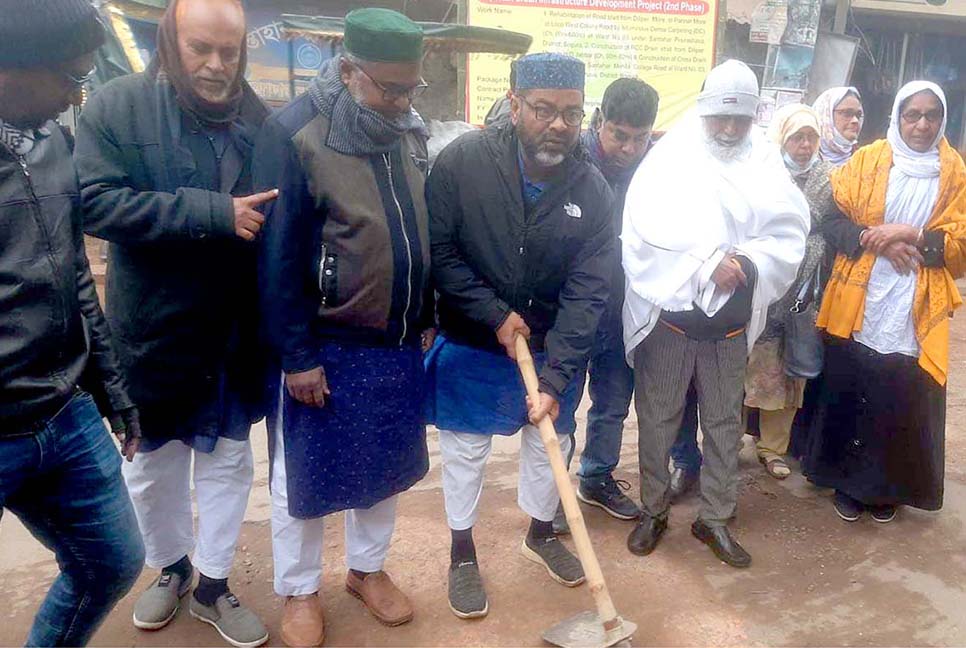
[542,610,637,648]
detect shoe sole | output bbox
[448,599,489,620]
[872,513,896,524]
[691,526,751,569]
[834,506,862,522]
[189,609,269,648]
[519,540,586,587]
[576,489,639,521]
[132,580,192,630]
[345,585,414,627]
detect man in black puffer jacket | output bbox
[425,53,615,620]
[0,2,144,645]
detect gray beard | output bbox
[705,135,752,162]
[534,150,566,167]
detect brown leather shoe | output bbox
[345,571,414,626]
[280,594,324,647]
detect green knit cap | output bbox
[343,8,423,64]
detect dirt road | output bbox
[4,314,966,646]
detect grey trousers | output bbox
[633,322,747,527]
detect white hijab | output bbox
[621,111,810,359]
[853,81,947,358]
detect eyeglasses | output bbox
[518,95,585,128]
[350,61,428,103]
[61,66,96,88]
[901,109,944,125]
[787,130,819,145]
[833,108,864,121]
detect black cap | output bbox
[0,0,106,67]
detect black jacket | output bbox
[427,122,616,399]
[74,69,269,423]
[0,127,132,435]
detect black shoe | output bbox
[578,477,640,520]
[448,561,488,619]
[833,491,864,522]
[870,505,897,524]
[626,514,668,556]
[669,467,699,502]
[552,503,570,536]
[690,520,751,568]
[521,536,585,587]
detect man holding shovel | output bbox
[426,52,616,620]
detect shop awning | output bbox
[280,15,532,55]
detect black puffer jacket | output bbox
[0,127,132,435]
[427,122,616,399]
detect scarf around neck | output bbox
[0,118,51,156]
[308,58,427,157]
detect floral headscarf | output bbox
[812,87,862,167]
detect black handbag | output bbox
[783,266,824,379]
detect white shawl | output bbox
[621,112,810,362]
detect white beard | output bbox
[535,150,566,167]
[702,121,753,162]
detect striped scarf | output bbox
[308,58,426,157]
[0,119,50,156]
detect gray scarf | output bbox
[308,58,427,157]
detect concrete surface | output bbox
[3,312,966,647]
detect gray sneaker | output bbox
[189,593,269,648]
[448,561,488,619]
[133,571,192,630]
[521,536,585,587]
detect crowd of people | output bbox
[1,0,965,647]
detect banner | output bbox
[465,0,719,129]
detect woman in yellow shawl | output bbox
[806,81,966,523]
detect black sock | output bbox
[194,574,229,606]
[161,555,192,583]
[528,518,554,541]
[450,528,477,564]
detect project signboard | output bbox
[465,0,719,129]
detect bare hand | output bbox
[496,311,531,359]
[285,367,330,408]
[421,328,437,353]
[526,392,560,424]
[232,189,278,241]
[711,254,747,292]
[863,224,919,255]
[879,241,923,275]
[108,407,141,462]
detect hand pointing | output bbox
[232,188,278,241]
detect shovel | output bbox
[515,335,637,648]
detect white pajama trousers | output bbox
[122,437,254,579]
[270,428,398,597]
[438,426,572,530]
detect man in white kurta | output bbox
[622,60,809,567]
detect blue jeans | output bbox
[670,383,702,472]
[0,392,144,647]
[577,311,635,484]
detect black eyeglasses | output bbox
[62,66,97,88]
[349,61,428,102]
[833,108,864,121]
[518,95,584,128]
[901,109,944,125]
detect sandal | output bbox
[760,456,791,480]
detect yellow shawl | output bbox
[817,138,966,385]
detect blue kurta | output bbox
[424,334,582,437]
[270,340,430,519]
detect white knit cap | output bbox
[697,59,760,118]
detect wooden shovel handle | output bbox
[514,335,621,632]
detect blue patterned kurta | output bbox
[270,340,429,519]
